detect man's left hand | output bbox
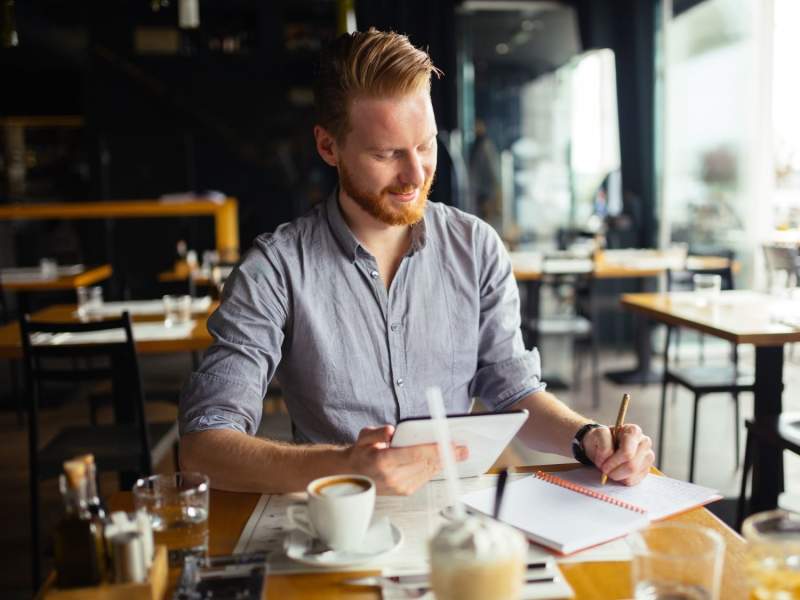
[582,424,654,486]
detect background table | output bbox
[108,464,747,600]
[622,290,800,514]
[512,251,737,385]
[0,302,216,360]
[0,264,113,315]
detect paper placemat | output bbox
[31,320,196,346]
[1,264,85,283]
[78,296,212,317]
[234,474,630,577]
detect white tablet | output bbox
[391,410,529,479]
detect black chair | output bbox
[657,264,754,482]
[522,254,599,408]
[20,312,178,588]
[736,414,800,530]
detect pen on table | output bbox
[493,467,509,520]
[601,393,631,486]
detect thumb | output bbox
[356,425,395,447]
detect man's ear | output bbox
[314,125,339,167]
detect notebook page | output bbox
[460,475,649,554]
[555,468,721,520]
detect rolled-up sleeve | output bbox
[179,245,288,436]
[468,225,546,411]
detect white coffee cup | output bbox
[287,474,375,552]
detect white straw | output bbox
[426,387,466,520]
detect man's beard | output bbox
[339,163,433,226]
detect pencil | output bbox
[601,393,631,485]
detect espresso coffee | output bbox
[288,474,376,551]
[313,477,371,498]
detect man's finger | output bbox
[356,425,395,446]
[600,426,641,474]
[606,438,653,483]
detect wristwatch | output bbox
[571,423,605,467]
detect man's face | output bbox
[329,90,438,226]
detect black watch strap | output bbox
[571,423,605,467]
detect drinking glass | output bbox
[76,286,103,318]
[163,294,192,327]
[630,522,724,600]
[133,472,209,569]
[743,509,800,599]
[39,257,57,278]
[693,273,722,307]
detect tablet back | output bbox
[391,410,528,478]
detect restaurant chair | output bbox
[657,264,754,482]
[19,312,179,588]
[0,277,26,425]
[736,414,800,530]
[522,254,599,408]
[762,244,800,360]
[762,244,800,290]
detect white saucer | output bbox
[285,521,403,568]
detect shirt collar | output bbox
[325,187,429,262]
[325,189,363,263]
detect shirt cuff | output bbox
[469,348,547,412]
[179,371,262,436]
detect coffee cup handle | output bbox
[287,504,317,537]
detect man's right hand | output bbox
[346,425,469,496]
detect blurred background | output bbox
[3,1,800,597]
[2,0,797,293]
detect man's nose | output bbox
[399,152,426,188]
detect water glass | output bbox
[743,509,800,599]
[133,472,209,568]
[39,257,58,278]
[76,286,104,318]
[630,522,724,600]
[163,294,192,327]
[693,273,722,307]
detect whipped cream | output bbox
[429,515,527,563]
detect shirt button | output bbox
[370,269,379,279]
[396,378,404,387]
[390,322,401,332]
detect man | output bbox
[179,29,654,495]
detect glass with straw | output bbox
[426,388,528,600]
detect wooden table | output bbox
[512,251,737,386]
[0,263,113,317]
[0,198,240,262]
[0,264,113,292]
[0,302,215,360]
[511,251,734,282]
[107,464,746,600]
[622,290,800,514]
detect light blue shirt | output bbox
[179,192,545,444]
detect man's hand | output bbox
[346,425,469,495]
[582,424,654,486]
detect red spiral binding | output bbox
[534,470,646,514]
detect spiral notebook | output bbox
[460,468,721,555]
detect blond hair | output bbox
[314,28,442,141]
